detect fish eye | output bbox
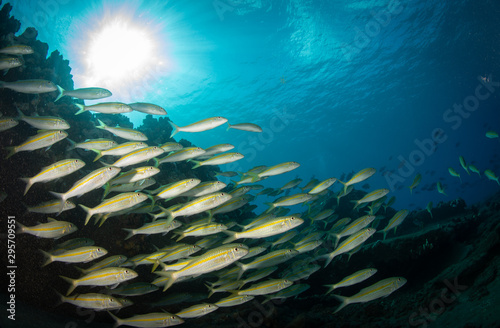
[125,270,129,273]
[97,248,101,251]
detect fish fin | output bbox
[154,271,176,292]
[73,266,86,274]
[107,311,124,328]
[222,230,238,244]
[158,206,174,223]
[49,191,67,215]
[55,85,65,102]
[40,250,53,267]
[235,262,246,280]
[169,121,179,138]
[122,228,135,240]
[47,217,57,222]
[226,123,232,131]
[191,160,202,169]
[175,233,185,242]
[151,260,161,273]
[205,283,215,298]
[74,103,86,115]
[409,187,413,195]
[264,202,275,213]
[91,149,106,162]
[102,183,111,199]
[96,119,107,130]
[323,253,335,268]
[79,204,93,225]
[153,158,160,168]
[19,177,32,196]
[5,146,16,159]
[98,214,109,227]
[331,294,349,314]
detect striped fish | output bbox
[41,246,107,267]
[176,303,218,319]
[68,138,117,151]
[103,178,156,198]
[6,130,68,159]
[236,249,298,279]
[123,219,181,240]
[163,192,232,222]
[379,209,409,240]
[215,295,254,308]
[17,107,70,130]
[80,192,149,225]
[109,166,160,185]
[55,86,112,102]
[0,79,57,94]
[156,147,206,164]
[308,177,337,194]
[26,199,75,214]
[330,215,375,247]
[0,117,18,132]
[339,167,376,193]
[324,228,376,267]
[191,152,244,169]
[169,116,228,138]
[57,292,122,311]
[110,146,164,168]
[128,102,167,115]
[223,216,303,244]
[324,268,377,294]
[352,189,389,210]
[155,245,248,291]
[152,178,201,200]
[96,119,147,141]
[16,217,77,239]
[332,277,407,313]
[233,279,292,296]
[227,122,263,132]
[75,255,128,274]
[50,166,121,210]
[91,142,148,162]
[75,102,132,115]
[108,312,184,328]
[20,158,85,195]
[60,267,138,295]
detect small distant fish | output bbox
[110,282,158,296]
[103,178,156,198]
[96,119,148,141]
[486,131,498,139]
[408,174,421,194]
[266,193,313,212]
[75,255,127,274]
[162,192,232,222]
[191,152,244,169]
[75,102,132,115]
[223,216,303,244]
[16,217,77,239]
[468,164,481,176]
[383,196,396,212]
[459,156,470,175]
[0,45,34,55]
[153,178,201,201]
[485,169,500,185]
[426,201,433,218]
[330,215,375,247]
[215,171,238,177]
[437,181,447,196]
[128,102,167,115]
[0,117,18,132]
[379,209,409,240]
[256,162,300,180]
[215,295,254,308]
[232,279,292,296]
[448,167,461,182]
[227,122,263,133]
[20,158,85,195]
[123,219,181,240]
[0,57,22,70]
[169,117,228,138]
[55,86,112,102]
[179,181,227,198]
[0,79,57,94]
[6,130,68,159]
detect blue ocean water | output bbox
[6,0,500,212]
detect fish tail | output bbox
[338,180,347,194]
[55,85,65,102]
[323,252,335,268]
[74,103,86,115]
[409,186,413,195]
[15,105,25,120]
[60,275,78,296]
[264,202,275,213]
[73,266,87,274]
[123,228,135,240]
[49,191,67,214]
[222,230,238,244]
[96,119,107,130]
[351,200,359,210]
[261,296,272,305]
[40,249,53,267]
[207,210,213,223]
[53,289,66,307]
[191,160,202,169]
[235,262,246,280]
[90,149,103,162]
[79,204,94,225]
[5,146,17,159]
[168,121,179,138]
[174,232,185,242]
[15,221,26,234]
[205,283,215,298]
[429,211,433,219]
[331,294,349,314]
[153,158,160,168]
[226,123,232,131]
[324,284,336,295]
[19,177,33,196]
[65,138,77,151]
[107,311,124,328]
[155,271,176,292]
[98,214,109,227]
